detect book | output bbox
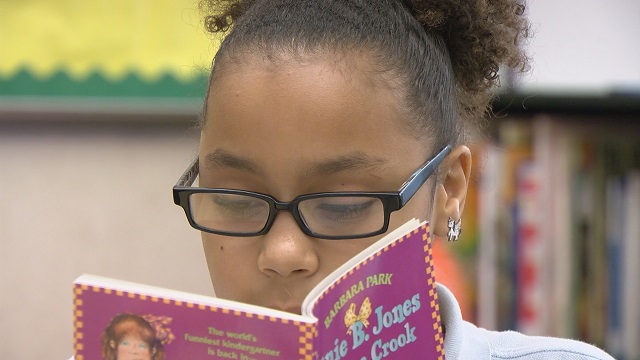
[621,171,640,360]
[476,142,502,330]
[493,120,533,332]
[72,219,445,360]
[605,175,625,358]
[513,160,547,336]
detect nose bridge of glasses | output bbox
[268,199,314,237]
[273,199,295,212]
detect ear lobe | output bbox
[431,145,472,238]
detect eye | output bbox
[209,194,268,219]
[314,199,377,222]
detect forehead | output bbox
[205,52,415,134]
[200,53,431,191]
[207,51,409,129]
[114,321,147,339]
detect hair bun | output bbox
[406,0,531,119]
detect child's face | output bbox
[199,54,435,313]
[116,334,151,360]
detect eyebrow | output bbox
[204,149,264,176]
[203,149,387,177]
[305,152,388,177]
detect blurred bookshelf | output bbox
[460,90,640,359]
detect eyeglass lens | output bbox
[188,192,385,237]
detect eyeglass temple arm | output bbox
[175,157,200,187]
[398,145,452,206]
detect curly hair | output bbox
[198,0,530,147]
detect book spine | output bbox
[605,176,624,358]
[531,115,566,337]
[498,120,533,332]
[514,160,546,336]
[476,143,502,330]
[622,171,640,359]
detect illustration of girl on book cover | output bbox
[101,313,174,360]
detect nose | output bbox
[257,212,319,278]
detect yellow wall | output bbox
[0,0,216,82]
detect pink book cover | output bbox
[73,220,444,360]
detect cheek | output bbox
[202,233,260,298]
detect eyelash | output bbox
[315,200,375,221]
[211,196,266,217]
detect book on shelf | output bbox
[605,175,625,358]
[475,142,502,331]
[513,160,547,336]
[72,219,445,360]
[606,170,640,360]
[621,171,640,360]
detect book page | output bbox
[304,220,445,360]
[73,276,314,359]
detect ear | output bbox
[431,145,472,238]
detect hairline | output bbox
[203,46,437,141]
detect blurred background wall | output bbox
[0,120,209,358]
[0,1,215,359]
[1,0,639,359]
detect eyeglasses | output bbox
[173,145,451,240]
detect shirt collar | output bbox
[437,283,492,360]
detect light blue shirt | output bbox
[437,284,615,360]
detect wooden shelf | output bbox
[492,91,640,116]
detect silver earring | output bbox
[447,217,461,242]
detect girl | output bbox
[174,0,615,358]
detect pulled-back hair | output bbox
[199,0,530,148]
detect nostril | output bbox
[261,268,280,277]
[257,213,320,278]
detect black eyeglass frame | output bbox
[173,145,451,240]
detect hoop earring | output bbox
[447,217,461,242]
